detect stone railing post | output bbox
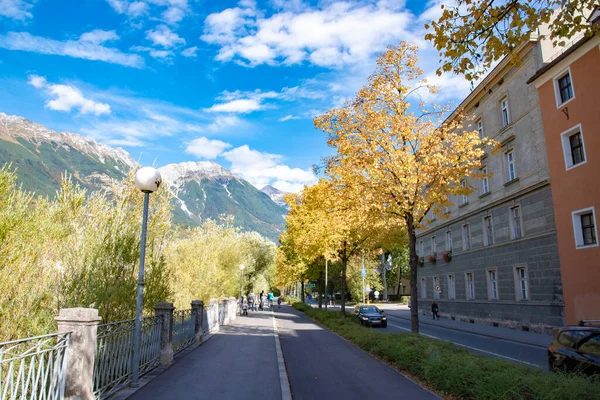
[210,299,219,333]
[191,300,204,344]
[223,298,231,325]
[55,308,101,400]
[229,297,237,322]
[154,302,174,367]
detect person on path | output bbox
[277,297,282,308]
[248,292,255,311]
[259,291,265,311]
[431,301,439,320]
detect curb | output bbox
[385,313,550,349]
[271,309,292,400]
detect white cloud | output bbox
[206,85,325,114]
[107,0,189,24]
[0,31,144,67]
[27,75,111,115]
[79,29,120,45]
[201,0,418,68]
[278,115,300,122]
[0,0,34,20]
[131,45,174,59]
[222,145,316,192]
[185,137,232,159]
[205,98,262,113]
[162,6,185,24]
[146,24,185,48]
[181,46,197,57]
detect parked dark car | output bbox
[354,305,387,328]
[548,320,600,375]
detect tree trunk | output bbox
[301,280,305,303]
[340,241,347,315]
[397,253,402,297]
[407,215,419,333]
[381,253,388,301]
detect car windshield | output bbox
[360,306,378,313]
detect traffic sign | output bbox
[374,291,380,297]
[435,285,441,292]
[305,283,316,288]
[361,268,366,278]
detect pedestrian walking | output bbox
[277,297,282,308]
[431,301,439,320]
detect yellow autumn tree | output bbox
[315,42,498,332]
[284,178,389,313]
[424,0,600,81]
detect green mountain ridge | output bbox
[0,112,286,241]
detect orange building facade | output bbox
[529,35,600,324]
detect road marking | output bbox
[272,309,292,400]
[387,323,540,368]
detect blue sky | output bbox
[0,0,470,192]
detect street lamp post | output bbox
[239,264,245,313]
[131,167,162,387]
[325,259,328,310]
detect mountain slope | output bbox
[261,185,289,209]
[159,162,287,241]
[0,112,136,196]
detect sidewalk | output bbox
[127,310,283,400]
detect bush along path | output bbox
[285,299,600,400]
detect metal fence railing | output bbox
[0,332,70,400]
[172,310,195,354]
[93,316,162,399]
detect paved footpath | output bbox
[127,305,438,400]
[128,311,282,400]
[274,305,439,400]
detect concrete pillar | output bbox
[191,300,204,344]
[211,299,219,332]
[55,308,102,400]
[229,297,237,321]
[222,298,230,325]
[154,302,174,367]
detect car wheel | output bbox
[382,322,387,328]
[359,319,363,326]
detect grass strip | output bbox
[288,300,600,400]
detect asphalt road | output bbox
[274,305,439,400]
[380,312,549,370]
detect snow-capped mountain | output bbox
[0,113,287,241]
[261,185,289,209]
[0,112,137,196]
[158,161,287,241]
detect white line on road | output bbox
[272,309,292,400]
[388,323,540,368]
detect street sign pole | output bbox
[325,259,328,310]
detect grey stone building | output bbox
[416,34,566,331]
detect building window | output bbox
[572,207,598,248]
[487,269,498,300]
[462,224,471,251]
[506,151,517,181]
[569,132,585,166]
[465,272,475,300]
[433,276,440,300]
[484,216,494,246]
[419,240,424,257]
[446,230,452,251]
[556,71,574,105]
[515,266,529,301]
[431,236,437,254]
[461,179,468,205]
[447,274,455,300]
[481,166,489,194]
[560,125,587,170]
[510,205,523,240]
[421,278,427,299]
[500,97,511,128]
[477,118,483,139]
